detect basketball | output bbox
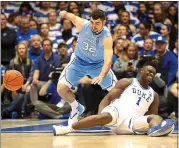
[3,70,24,91]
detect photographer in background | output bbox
[36,68,71,119]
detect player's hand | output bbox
[91,75,104,85]
[59,10,67,18]
[32,79,39,85]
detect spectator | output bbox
[37,73,71,119]
[28,35,44,63]
[30,39,60,107]
[33,2,53,24]
[67,37,78,56]
[56,2,68,12]
[137,2,151,22]
[1,13,16,66]
[140,37,155,57]
[117,10,138,35]
[154,36,178,86]
[1,2,19,18]
[122,2,139,16]
[18,2,34,17]
[153,2,171,33]
[39,23,49,40]
[61,19,77,49]
[48,10,61,32]
[29,19,38,30]
[57,43,71,69]
[113,43,138,79]
[113,25,130,41]
[1,65,6,83]
[7,13,21,31]
[132,21,160,55]
[112,38,127,66]
[1,84,24,119]
[172,39,178,57]
[16,16,38,44]
[9,42,33,117]
[67,2,79,12]
[160,24,176,50]
[9,42,33,92]
[167,4,178,30]
[71,7,81,17]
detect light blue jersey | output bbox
[75,21,111,64]
[58,20,117,91]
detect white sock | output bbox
[70,100,78,113]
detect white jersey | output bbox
[112,78,155,117]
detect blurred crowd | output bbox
[1,1,178,120]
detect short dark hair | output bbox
[140,21,151,30]
[58,42,67,49]
[42,38,53,47]
[91,9,106,21]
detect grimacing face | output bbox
[141,65,156,83]
[90,18,105,33]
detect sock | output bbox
[70,100,78,114]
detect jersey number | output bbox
[136,97,141,105]
[82,41,96,53]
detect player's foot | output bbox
[147,119,175,137]
[68,103,85,126]
[53,125,73,136]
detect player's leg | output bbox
[57,58,85,125]
[53,105,118,136]
[146,115,175,136]
[132,115,175,137]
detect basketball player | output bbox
[53,62,175,137]
[57,9,117,126]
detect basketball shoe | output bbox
[68,103,85,126]
[147,119,175,137]
[53,125,73,136]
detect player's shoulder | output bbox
[115,78,133,88]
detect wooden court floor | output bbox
[1,119,178,148]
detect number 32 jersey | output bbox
[112,78,155,117]
[75,20,111,64]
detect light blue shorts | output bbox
[58,55,117,91]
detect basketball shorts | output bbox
[58,54,117,91]
[101,105,150,135]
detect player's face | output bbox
[141,66,156,83]
[90,18,104,33]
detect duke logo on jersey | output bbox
[132,88,152,102]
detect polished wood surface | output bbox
[1,120,178,148]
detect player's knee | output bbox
[98,113,113,125]
[57,84,69,96]
[147,114,163,123]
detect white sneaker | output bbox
[68,103,85,126]
[53,125,73,136]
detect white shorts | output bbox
[101,105,149,135]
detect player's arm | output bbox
[92,35,113,85]
[59,10,86,32]
[100,35,113,77]
[98,78,132,114]
[148,91,159,115]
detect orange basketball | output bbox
[3,70,24,91]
